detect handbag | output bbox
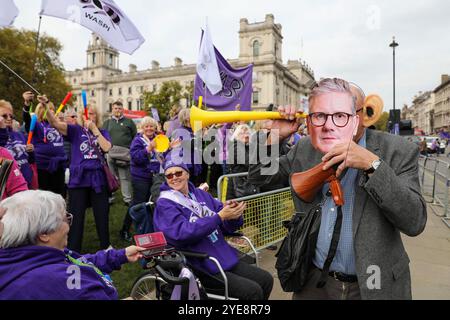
[102,163,120,193]
[93,140,120,193]
[275,204,322,292]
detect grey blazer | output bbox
[248,129,427,300]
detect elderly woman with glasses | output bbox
[0,99,35,188]
[0,190,144,300]
[22,97,67,197]
[153,157,274,300]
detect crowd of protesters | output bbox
[0,92,303,300]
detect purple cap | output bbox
[163,153,189,173]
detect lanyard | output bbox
[66,254,113,284]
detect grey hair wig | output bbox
[309,78,356,113]
[0,190,66,249]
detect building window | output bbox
[91,90,95,97]
[128,101,132,110]
[128,87,132,94]
[109,89,113,96]
[109,103,113,112]
[92,53,96,65]
[252,91,259,104]
[136,99,141,110]
[253,40,260,57]
[91,71,95,77]
[109,54,113,67]
[118,88,122,95]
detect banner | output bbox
[0,0,19,27]
[194,45,253,111]
[40,0,145,54]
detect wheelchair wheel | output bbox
[130,273,169,300]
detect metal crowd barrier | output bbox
[217,173,294,251]
[418,155,450,228]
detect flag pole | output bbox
[0,59,41,95]
[31,15,43,85]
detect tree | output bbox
[0,28,72,120]
[374,111,389,132]
[182,81,195,108]
[143,80,183,123]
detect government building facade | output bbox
[65,14,315,118]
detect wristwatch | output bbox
[365,159,381,174]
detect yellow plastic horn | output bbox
[154,134,170,153]
[190,106,308,131]
[362,94,383,128]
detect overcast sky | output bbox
[9,0,450,111]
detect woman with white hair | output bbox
[0,99,35,188]
[0,190,144,300]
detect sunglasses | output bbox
[165,171,184,180]
[69,115,78,119]
[1,114,15,120]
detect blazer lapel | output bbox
[352,130,381,238]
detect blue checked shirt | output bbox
[312,131,367,275]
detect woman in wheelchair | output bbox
[0,190,144,300]
[153,158,273,300]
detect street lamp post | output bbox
[389,36,399,110]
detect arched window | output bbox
[253,40,260,57]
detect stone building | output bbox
[65,14,315,118]
[433,74,450,132]
[402,74,449,135]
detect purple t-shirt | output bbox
[65,124,111,192]
[4,129,33,186]
[33,121,67,172]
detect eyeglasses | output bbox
[165,171,184,180]
[64,212,73,226]
[1,114,15,120]
[309,112,354,128]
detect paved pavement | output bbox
[258,201,450,300]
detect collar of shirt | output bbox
[112,115,124,121]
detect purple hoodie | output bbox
[0,245,128,300]
[0,128,34,186]
[65,124,111,193]
[130,133,162,182]
[32,121,67,172]
[153,182,243,274]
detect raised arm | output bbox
[46,109,68,136]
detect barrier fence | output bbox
[418,155,450,228]
[217,173,294,251]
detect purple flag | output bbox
[151,107,160,122]
[194,46,253,111]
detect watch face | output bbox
[373,160,381,170]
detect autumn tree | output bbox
[143,80,183,123]
[0,28,72,120]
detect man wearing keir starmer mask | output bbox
[248,78,427,300]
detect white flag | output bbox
[40,0,145,54]
[196,25,222,95]
[0,0,19,28]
